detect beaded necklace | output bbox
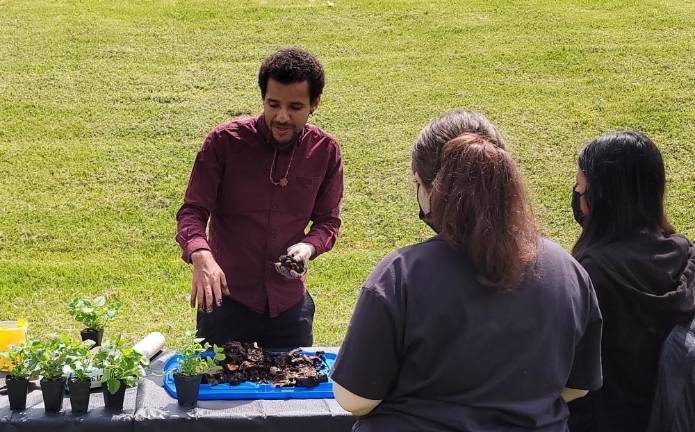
[269,145,297,188]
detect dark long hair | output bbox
[572,130,675,258]
[412,111,539,289]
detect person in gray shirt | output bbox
[331,111,602,431]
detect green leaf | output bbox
[107,378,121,394]
[67,294,120,331]
[94,336,146,386]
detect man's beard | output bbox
[272,125,300,150]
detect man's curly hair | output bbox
[258,48,325,103]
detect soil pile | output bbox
[204,341,329,387]
[277,254,305,274]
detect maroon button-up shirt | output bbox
[176,116,343,317]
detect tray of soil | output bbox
[163,342,335,400]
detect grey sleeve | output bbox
[331,282,402,400]
[567,262,603,390]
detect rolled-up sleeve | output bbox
[303,140,343,257]
[175,129,225,263]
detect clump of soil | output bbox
[277,254,305,275]
[203,342,328,388]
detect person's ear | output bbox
[414,172,431,196]
[310,95,321,115]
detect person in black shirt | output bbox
[567,130,695,432]
[331,111,603,431]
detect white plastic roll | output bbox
[133,332,165,360]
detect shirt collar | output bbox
[257,115,307,151]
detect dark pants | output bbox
[196,291,315,350]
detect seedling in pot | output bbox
[0,340,39,410]
[67,295,121,346]
[63,337,96,414]
[93,335,148,412]
[33,336,71,412]
[174,330,224,407]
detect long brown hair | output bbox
[412,111,539,289]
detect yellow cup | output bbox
[0,320,28,371]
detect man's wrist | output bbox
[191,249,212,265]
[300,241,316,259]
[305,243,316,258]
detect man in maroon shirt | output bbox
[176,48,343,348]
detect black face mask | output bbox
[571,184,585,225]
[417,183,440,234]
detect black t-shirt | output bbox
[332,237,602,432]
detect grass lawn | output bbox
[1,0,694,347]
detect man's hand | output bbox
[190,250,230,313]
[274,243,315,279]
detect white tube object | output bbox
[133,332,165,360]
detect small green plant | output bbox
[176,331,224,376]
[64,338,96,382]
[93,335,148,394]
[67,295,121,331]
[1,340,40,379]
[33,336,71,381]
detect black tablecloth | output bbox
[0,348,355,432]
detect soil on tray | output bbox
[277,254,305,275]
[203,341,328,388]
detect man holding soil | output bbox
[176,48,343,348]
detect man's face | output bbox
[263,78,319,146]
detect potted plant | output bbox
[93,336,148,412]
[64,337,96,414]
[0,340,39,410]
[34,336,70,412]
[67,295,121,347]
[173,331,224,407]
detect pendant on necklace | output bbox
[279,178,289,187]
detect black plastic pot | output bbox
[68,379,91,414]
[40,377,66,412]
[174,373,202,407]
[6,376,29,410]
[103,380,127,412]
[80,328,103,347]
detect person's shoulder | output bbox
[579,231,691,265]
[536,237,591,280]
[537,237,579,265]
[538,237,569,256]
[304,123,340,148]
[401,235,449,256]
[364,237,447,294]
[200,116,259,153]
[530,239,596,305]
[213,115,258,137]
[666,232,693,250]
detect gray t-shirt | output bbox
[332,237,602,432]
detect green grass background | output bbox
[1,0,694,347]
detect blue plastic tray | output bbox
[163,351,336,400]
